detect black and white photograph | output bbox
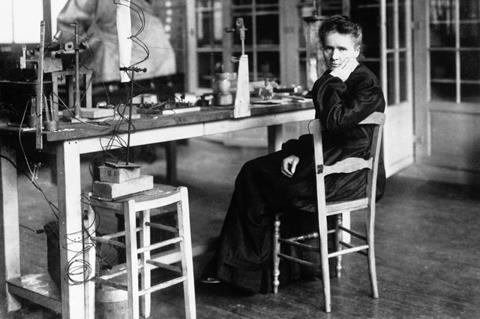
[0,0,479,318]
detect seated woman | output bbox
[201,15,386,293]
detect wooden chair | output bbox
[89,185,196,319]
[272,112,385,312]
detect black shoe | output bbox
[201,276,221,284]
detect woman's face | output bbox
[322,31,360,70]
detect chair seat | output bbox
[325,197,368,216]
[290,197,369,216]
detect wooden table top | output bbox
[0,100,313,143]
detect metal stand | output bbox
[231,18,250,118]
[35,21,46,150]
[119,66,147,165]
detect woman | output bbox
[202,15,386,293]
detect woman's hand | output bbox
[330,57,359,82]
[281,155,300,178]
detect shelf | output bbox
[7,273,61,314]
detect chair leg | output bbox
[177,187,196,319]
[334,214,342,278]
[140,209,151,318]
[272,215,281,294]
[124,201,140,319]
[318,215,331,313]
[366,207,378,298]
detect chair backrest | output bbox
[310,112,385,209]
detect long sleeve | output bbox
[281,65,385,159]
[312,71,384,131]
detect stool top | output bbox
[90,184,180,210]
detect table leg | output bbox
[267,125,283,153]
[56,141,89,319]
[0,142,21,315]
[166,141,177,184]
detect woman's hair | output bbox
[319,15,363,48]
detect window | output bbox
[231,0,280,81]
[429,0,480,103]
[196,0,224,88]
[0,0,43,43]
[194,0,280,89]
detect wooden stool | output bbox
[89,185,196,319]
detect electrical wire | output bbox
[62,0,153,284]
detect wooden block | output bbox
[98,165,141,183]
[92,175,154,200]
[80,108,115,119]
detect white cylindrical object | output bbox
[116,0,132,82]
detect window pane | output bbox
[198,52,222,88]
[430,0,455,22]
[387,53,395,104]
[429,0,456,47]
[256,14,278,45]
[196,3,221,47]
[400,52,407,102]
[460,23,480,47]
[460,0,480,20]
[257,51,279,81]
[386,0,394,49]
[363,60,381,81]
[430,23,456,47]
[430,51,455,80]
[320,0,343,16]
[431,83,456,102]
[298,51,307,89]
[461,84,480,103]
[0,0,13,43]
[256,0,278,5]
[351,2,380,59]
[233,0,252,5]
[13,0,43,43]
[355,0,380,6]
[399,0,407,48]
[461,51,480,80]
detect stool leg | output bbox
[124,200,140,319]
[318,214,331,313]
[140,209,151,318]
[272,215,281,294]
[177,187,196,319]
[83,196,96,319]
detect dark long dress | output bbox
[205,64,386,293]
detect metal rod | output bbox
[36,21,45,150]
[126,70,134,164]
[74,22,81,117]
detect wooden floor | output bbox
[8,138,480,319]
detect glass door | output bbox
[413,0,480,175]
[351,0,414,177]
[381,0,414,176]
